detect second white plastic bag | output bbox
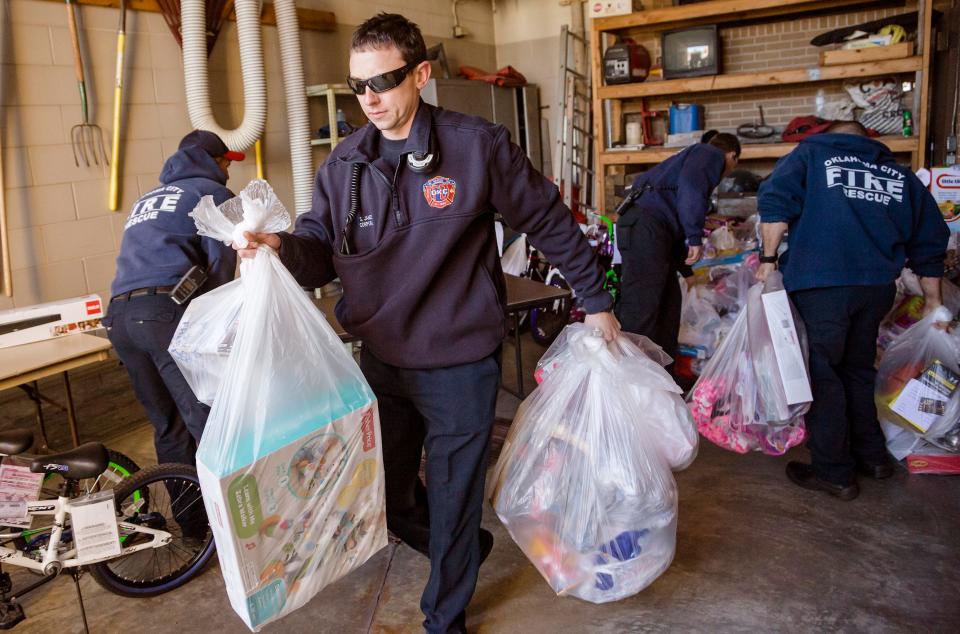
[490,324,690,603]
[687,271,811,455]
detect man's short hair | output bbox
[708,132,741,158]
[825,120,868,136]
[351,13,427,65]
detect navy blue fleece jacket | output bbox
[758,133,948,292]
[624,143,727,246]
[278,102,611,369]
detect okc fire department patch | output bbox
[422,176,456,209]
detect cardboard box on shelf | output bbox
[0,295,104,349]
[931,166,960,232]
[588,0,642,19]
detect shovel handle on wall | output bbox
[109,0,126,211]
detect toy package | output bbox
[171,181,387,631]
[491,324,691,603]
[878,270,960,354]
[687,272,811,455]
[876,306,960,458]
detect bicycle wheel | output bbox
[88,463,215,597]
[530,274,573,346]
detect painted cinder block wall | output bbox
[0,0,496,309]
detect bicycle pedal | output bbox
[0,601,25,629]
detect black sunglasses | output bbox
[346,60,421,95]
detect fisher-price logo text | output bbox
[361,408,376,452]
[824,156,904,206]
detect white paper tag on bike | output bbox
[0,457,44,529]
[69,491,121,564]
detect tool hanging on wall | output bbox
[0,128,11,297]
[108,0,127,210]
[65,0,109,167]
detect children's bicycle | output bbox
[0,431,215,631]
[529,218,620,346]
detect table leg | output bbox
[61,371,81,447]
[514,312,524,397]
[29,381,51,449]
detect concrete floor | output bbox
[2,334,959,633]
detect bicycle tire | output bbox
[530,274,573,346]
[88,463,215,597]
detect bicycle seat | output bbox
[0,430,34,456]
[30,443,109,480]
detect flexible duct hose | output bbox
[181,0,266,152]
[273,0,313,215]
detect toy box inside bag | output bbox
[170,181,387,631]
[876,306,960,459]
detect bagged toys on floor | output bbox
[876,306,960,458]
[878,270,960,353]
[490,324,693,603]
[171,181,387,631]
[688,271,811,455]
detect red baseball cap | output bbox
[179,129,246,162]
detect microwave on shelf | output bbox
[661,25,720,79]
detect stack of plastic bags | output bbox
[876,306,960,459]
[169,181,387,631]
[687,271,812,455]
[489,324,696,603]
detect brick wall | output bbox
[628,7,911,129]
[619,5,914,136]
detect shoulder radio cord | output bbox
[340,163,363,255]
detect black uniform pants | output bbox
[104,294,209,466]
[790,284,897,485]
[360,346,500,634]
[615,210,687,360]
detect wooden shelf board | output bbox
[597,56,923,99]
[592,0,882,32]
[34,0,336,32]
[306,84,354,97]
[600,135,918,165]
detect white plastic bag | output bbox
[501,233,528,277]
[876,306,960,455]
[168,182,292,404]
[688,272,810,455]
[171,181,387,631]
[490,324,686,603]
